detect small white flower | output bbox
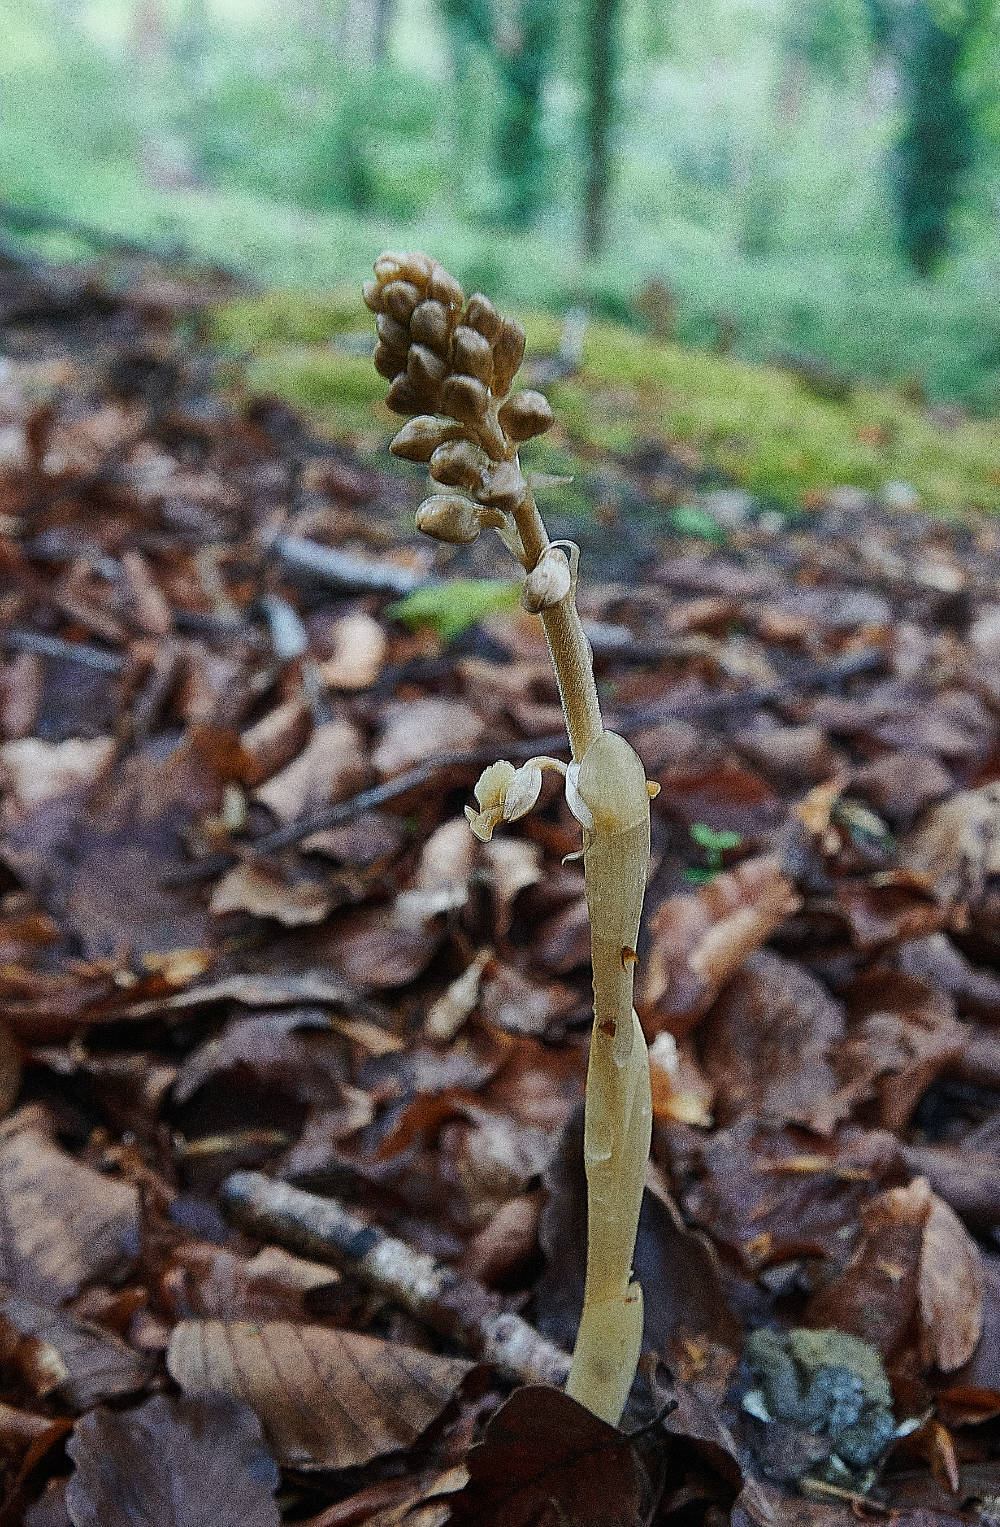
[464,757,554,841]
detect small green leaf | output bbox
[387,579,521,641]
[669,506,726,542]
[689,823,743,853]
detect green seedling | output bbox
[388,578,520,641]
[669,504,727,542]
[685,822,743,882]
[366,250,660,1427]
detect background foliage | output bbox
[0,0,998,410]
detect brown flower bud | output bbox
[477,460,527,512]
[382,280,421,324]
[416,493,483,544]
[498,389,555,442]
[390,416,463,462]
[452,326,494,387]
[362,279,384,313]
[410,300,451,353]
[441,373,489,425]
[522,546,572,612]
[385,375,424,415]
[376,311,409,351]
[464,293,502,343]
[374,340,406,381]
[374,252,405,283]
[492,320,527,397]
[408,344,447,402]
[429,263,465,311]
[399,251,434,284]
[429,439,490,492]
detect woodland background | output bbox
[1,0,1000,411]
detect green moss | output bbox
[550,322,1000,516]
[239,347,388,440]
[210,286,370,350]
[215,289,1000,518]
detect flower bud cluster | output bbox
[366,253,559,552]
[365,250,554,439]
[364,250,534,423]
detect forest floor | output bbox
[1,248,1000,1526]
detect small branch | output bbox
[160,734,570,888]
[220,1170,571,1389]
[0,630,125,673]
[273,534,434,596]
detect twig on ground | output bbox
[220,1169,571,1389]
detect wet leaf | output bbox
[167,1320,471,1468]
[445,1385,645,1527]
[0,1110,140,1304]
[64,1393,280,1527]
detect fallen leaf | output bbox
[836,968,967,1130]
[240,698,312,787]
[162,1243,339,1323]
[918,1190,983,1372]
[804,1175,981,1373]
[900,783,1000,909]
[172,1008,351,1107]
[167,1319,471,1469]
[372,698,485,778]
[0,1292,153,1410]
[0,737,116,824]
[0,1109,140,1304]
[255,718,366,824]
[445,1385,644,1527]
[638,855,803,1037]
[697,949,846,1134]
[64,1393,280,1527]
[210,862,332,926]
[319,610,387,689]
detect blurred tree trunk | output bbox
[582,0,621,258]
[440,0,558,227]
[865,0,992,276]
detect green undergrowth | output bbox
[210,289,1000,518]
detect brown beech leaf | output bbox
[697,949,846,1134]
[900,783,1000,910]
[836,969,967,1131]
[3,733,222,960]
[674,1118,907,1274]
[239,697,312,788]
[167,1319,472,1468]
[0,1292,153,1410]
[638,855,802,1037]
[0,737,116,825]
[918,1191,983,1372]
[209,862,332,926]
[936,1253,1000,1418]
[319,610,387,690]
[372,697,485,778]
[254,718,366,824]
[804,1175,982,1372]
[0,1110,140,1303]
[445,1385,644,1527]
[162,1243,339,1323]
[64,1393,280,1527]
[172,1008,351,1107]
